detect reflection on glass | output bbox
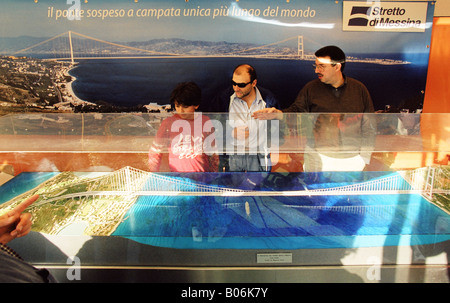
[0,112,446,173]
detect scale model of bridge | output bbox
[25,166,449,211]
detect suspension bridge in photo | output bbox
[12,31,310,63]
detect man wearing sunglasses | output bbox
[201,64,280,172]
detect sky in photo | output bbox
[0,0,435,54]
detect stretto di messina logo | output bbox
[343,1,429,32]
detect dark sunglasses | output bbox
[231,80,252,88]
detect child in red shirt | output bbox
[148,82,219,172]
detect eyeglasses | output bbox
[312,64,331,71]
[232,80,252,88]
[313,61,342,71]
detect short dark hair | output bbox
[233,64,257,82]
[315,45,346,72]
[170,82,202,107]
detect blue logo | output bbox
[348,6,371,26]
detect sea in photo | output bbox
[68,56,428,111]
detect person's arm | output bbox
[284,86,310,113]
[251,107,283,120]
[252,85,310,119]
[0,195,38,244]
[251,87,283,120]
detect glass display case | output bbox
[0,112,449,283]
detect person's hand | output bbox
[0,195,38,244]
[251,107,283,120]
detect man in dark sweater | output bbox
[253,46,376,172]
[284,46,374,113]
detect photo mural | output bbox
[0,0,435,113]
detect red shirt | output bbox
[148,113,218,172]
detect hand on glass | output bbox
[0,195,38,244]
[251,107,283,120]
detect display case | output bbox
[0,112,449,283]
